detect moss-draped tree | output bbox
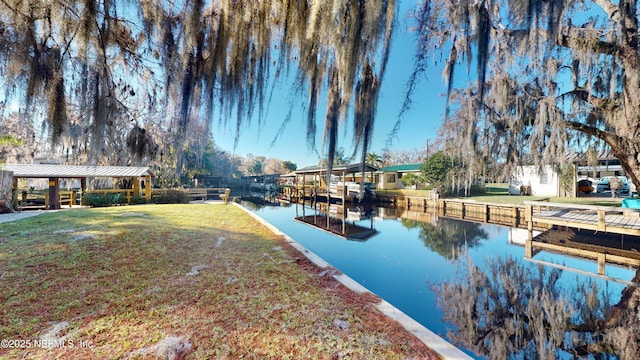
[0,0,395,176]
[408,0,640,189]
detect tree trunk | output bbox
[610,139,640,193]
[0,170,15,213]
[615,0,640,192]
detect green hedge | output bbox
[81,190,193,207]
[130,195,148,205]
[150,189,191,204]
[82,193,129,207]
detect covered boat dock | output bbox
[2,164,154,210]
[292,163,378,203]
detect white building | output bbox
[508,165,560,196]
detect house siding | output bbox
[509,165,559,196]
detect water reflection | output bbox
[401,217,489,260]
[436,255,640,359]
[245,200,640,359]
[293,202,377,241]
[240,190,281,206]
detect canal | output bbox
[246,201,639,359]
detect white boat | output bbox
[328,181,374,198]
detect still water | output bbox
[247,201,639,359]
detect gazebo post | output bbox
[144,175,152,200]
[133,177,141,196]
[48,177,60,210]
[80,178,87,206]
[11,176,17,208]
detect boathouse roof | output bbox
[1,164,154,179]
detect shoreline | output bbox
[234,202,473,360]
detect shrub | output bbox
[150,189,191,204]
[82,193,123,207]
[130,195,148,205]
[401,173,422,188]
[469,183,486,196]
[82,191,133,207]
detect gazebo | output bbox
[1,164,154,210]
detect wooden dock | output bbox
[376,197,640,277]
[525,200,640,236]
[523,200,640,275]
[184,187,231,202]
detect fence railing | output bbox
[183,188,231,203]
[84,188,232,205]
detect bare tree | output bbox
[407,0,640,188]
[263,158,283,175]
[381,147,431,166]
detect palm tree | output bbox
[366,152,382,167]
[319,147,350,166]
[334,147,350,165]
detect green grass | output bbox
[0,204,437,359]
[461,194,624,206]
[380,183,625,207]
[461,183,624,206]
[376,188,433,196]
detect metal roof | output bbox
[295,163,378,174]
[378,163,422,173]
[1,164,154,178]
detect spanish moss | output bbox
[0,0,396,174]
[408,0,640,188]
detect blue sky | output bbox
[213,6,449,168]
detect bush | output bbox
[401,173,422,188]
[130,195,148,205]
[469,183,486,196]
[82,193,127,207]
[150,189,191,204]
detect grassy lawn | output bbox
[376,189,433,197]
[0,204,436,359]
[380,183,625,206]
[461,183,625,206]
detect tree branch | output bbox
[565,120,620,146]
[500,26,620,57]
[559,29,618,56]
[592,0,620,22]
[558,88,621,111]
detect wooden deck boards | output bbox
[534,208,640,236]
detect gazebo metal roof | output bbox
[1,164,154,179]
